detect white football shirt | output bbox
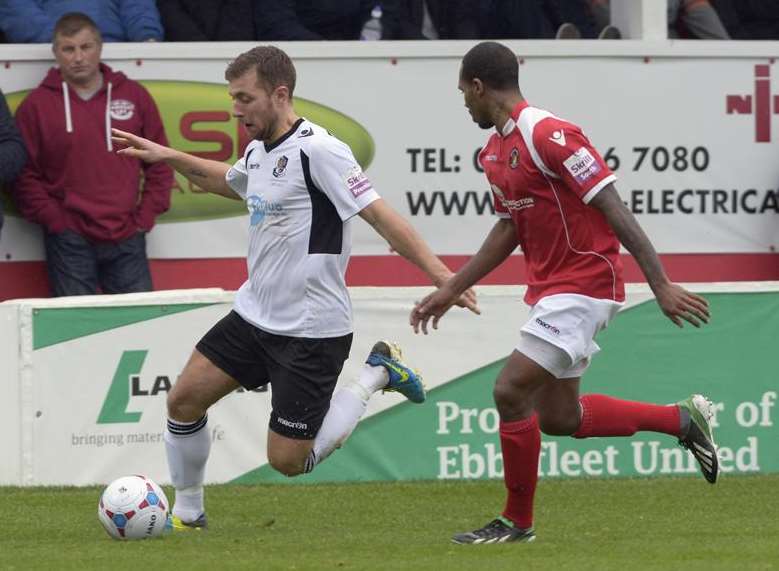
[225,118,380,337]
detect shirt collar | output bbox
[498,101,529,137]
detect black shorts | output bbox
[196,310,352,440]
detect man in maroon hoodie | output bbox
[13,12,173,296]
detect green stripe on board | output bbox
[232,291,779,484]
[33,303,215,350]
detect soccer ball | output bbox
[97,475,169,540]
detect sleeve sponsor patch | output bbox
[563,147,601,184]
[343,165,373,198]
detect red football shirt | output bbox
[479,101,625,305]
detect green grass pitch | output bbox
[2,475,777,571]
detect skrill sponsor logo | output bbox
[535,317,560,335]
[563,147,600,184]
[343,165,373,198]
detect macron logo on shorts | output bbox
[535,317,560,335]
[563,147,600,184]
[277,417,308,430]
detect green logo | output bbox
[97,351,172,424]
[97,351,147,424]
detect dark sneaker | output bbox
[555,22,581,40]
[365,341,425,403]
[452,517,536,545]
[167,512,208,532]
[677,394,719,484]
[598,24,622,39]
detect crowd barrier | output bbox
[1,282,776,486]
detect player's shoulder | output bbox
[521,106,584,152]
[298,118,352,156]
[522,106,575,134]
[240,139,262,162]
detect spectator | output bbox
[479,0,604,40]
[669,0,730,39]
[479,0,555,39]
[253,0,393,41]
[710,0,779,40]
[384,0,480,40]
[544,0,601,39]
[12,13,173,296]
[0,0,163,43]
[156,0,254,41]
[590,0,728,39]
[0,90,28,238]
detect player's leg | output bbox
[452,345,552,544]
[266,339,425,476]
[165,349,240,528]
[572,391,717,482]
[306,340,425,472]
[165,310,265,529]
[529,294,717,482]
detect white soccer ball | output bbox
[97,475,169,540]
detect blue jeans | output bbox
[44,230,153,296]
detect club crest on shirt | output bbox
[509,147,520,169]
[109,99,135,121]
[272,155,289,178]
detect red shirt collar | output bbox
[498,100,529,137]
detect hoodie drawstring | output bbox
[61,79,112,152]
[105,82,113,151]
[62,82,73,133]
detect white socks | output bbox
[305,364,388,473]
[164,415,211,522]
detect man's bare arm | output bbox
[590,184,668,291]
[590,184,710,327]
[112,128,240,200]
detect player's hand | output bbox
[654,282,710,328]
[454,287,480,315]
[410,283,461,335]
[112,128,172,163]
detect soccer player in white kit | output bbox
[112,45,477,530]
[411,41,717,544]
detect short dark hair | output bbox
[225,46,297,97]
[461,41,519,91]
[53,12,101,42]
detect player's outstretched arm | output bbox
[590,184,710,328]
[111,128,240,200]
[411,218,518,334]
[359,198,479,313]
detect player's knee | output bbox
[267,455,305,477]
[166,387,205,422]
[538,413,579,436]
[493,381,532,417]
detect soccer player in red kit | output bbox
[411,41,717,544]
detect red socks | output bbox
[500,415,540,529]
[498,395,680,529]
[574,394,681,438]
